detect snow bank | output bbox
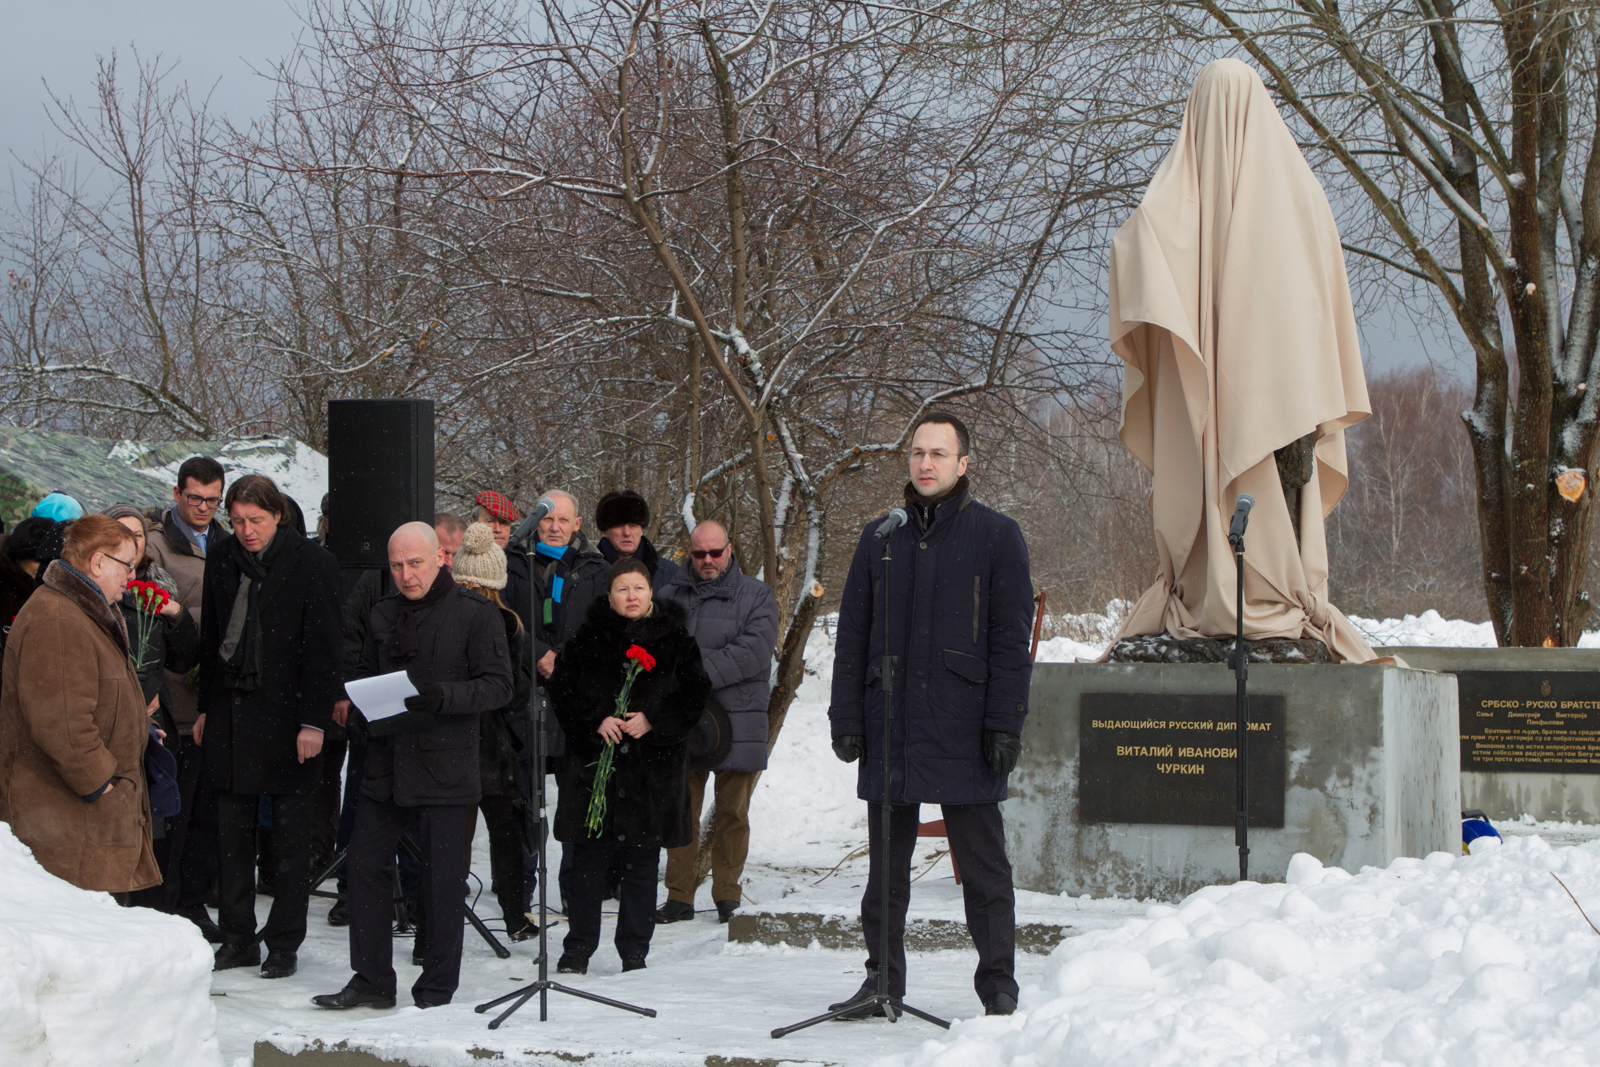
[888,835,1600,1067]
[0,824,220,1066]
[125,437,329,531]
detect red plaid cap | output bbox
[474,490,521,523]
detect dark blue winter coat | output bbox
[828,486,1034,805]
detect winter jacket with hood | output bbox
[661,556,778,772]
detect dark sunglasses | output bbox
[691,545,729,561]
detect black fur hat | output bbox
[595,489,650,532]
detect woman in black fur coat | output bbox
[547,557,710,974]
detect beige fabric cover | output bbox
[1108,58,1376,663]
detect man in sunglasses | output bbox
[145,454,231,942]
[657,520,778,925]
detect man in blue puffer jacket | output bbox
[828,410,1034,1019]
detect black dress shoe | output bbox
[261,949,297,979]
[312,988,397,1010]
[176,905,224,944]
[828,976,898,1020]
[213,942,260,972]
[654,900,694,924]
[508,923,538,943]
[984,991,1018,1016]
[327,899,350,927]
[556,953,588,974]
[415,997,450,1009]
[714,899,739,924]
[621,954,646,972]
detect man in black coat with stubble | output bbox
[828,411,1035,1019]
[314,521,512,1012]
[197,475,343,981]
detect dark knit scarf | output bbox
[599,534,661,577]
[219,527,292,692]
[905,474,970,533]
[391,567,455,663]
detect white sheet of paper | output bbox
[344,671,419,722]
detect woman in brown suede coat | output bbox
[0,514,159,893]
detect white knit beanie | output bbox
[452,522,507,590]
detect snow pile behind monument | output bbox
[890,835,1600,1067]
[0,823,219,1066]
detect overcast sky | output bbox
[0,1,1455,380]
[0,0,299,164]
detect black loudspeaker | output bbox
[327,399,435,569]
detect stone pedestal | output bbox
[1006,663,1460,899]
[1382,647,1600,823]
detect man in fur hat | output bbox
[594,490,679,593]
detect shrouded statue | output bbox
[1106,58,1377,665]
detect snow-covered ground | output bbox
[1028,605,1600,661]
[891,836,1600,1067]
[11,608,1600,1066]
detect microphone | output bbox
[1227,494,1255,546]
[874,508,909,541]
[509,495,557,548]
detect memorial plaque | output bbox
[1458,671,1600,773]
[1078,693,1285,827]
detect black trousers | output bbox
[477,793,528,931]
[216,791,314,952]
[311,733,347,872]
[163,735,217,912]
[561,841,658,961]
[861,801,1017,1001]
[347,797,472,1006]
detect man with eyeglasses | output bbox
[826,410,1035,1019]
[145,454,231,942]
[657,520,778,925]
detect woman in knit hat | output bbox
[452,522,537,941]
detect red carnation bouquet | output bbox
[585,643,656,837]
[125,579,171,674]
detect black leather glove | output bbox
[983,730,1022,778]
[832,735,866,763]
[405,680,444,716]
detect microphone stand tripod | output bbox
[1228,519,1250,883]
[476,524,655,1029]
[772,520,949,1038]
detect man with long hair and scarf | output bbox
[197,475,342,981]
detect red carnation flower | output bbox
[625,644,656,672]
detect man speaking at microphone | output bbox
[827,411,1035,1019]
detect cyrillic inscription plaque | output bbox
[1078,693,1285,827]
[1458,671,1600,773]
